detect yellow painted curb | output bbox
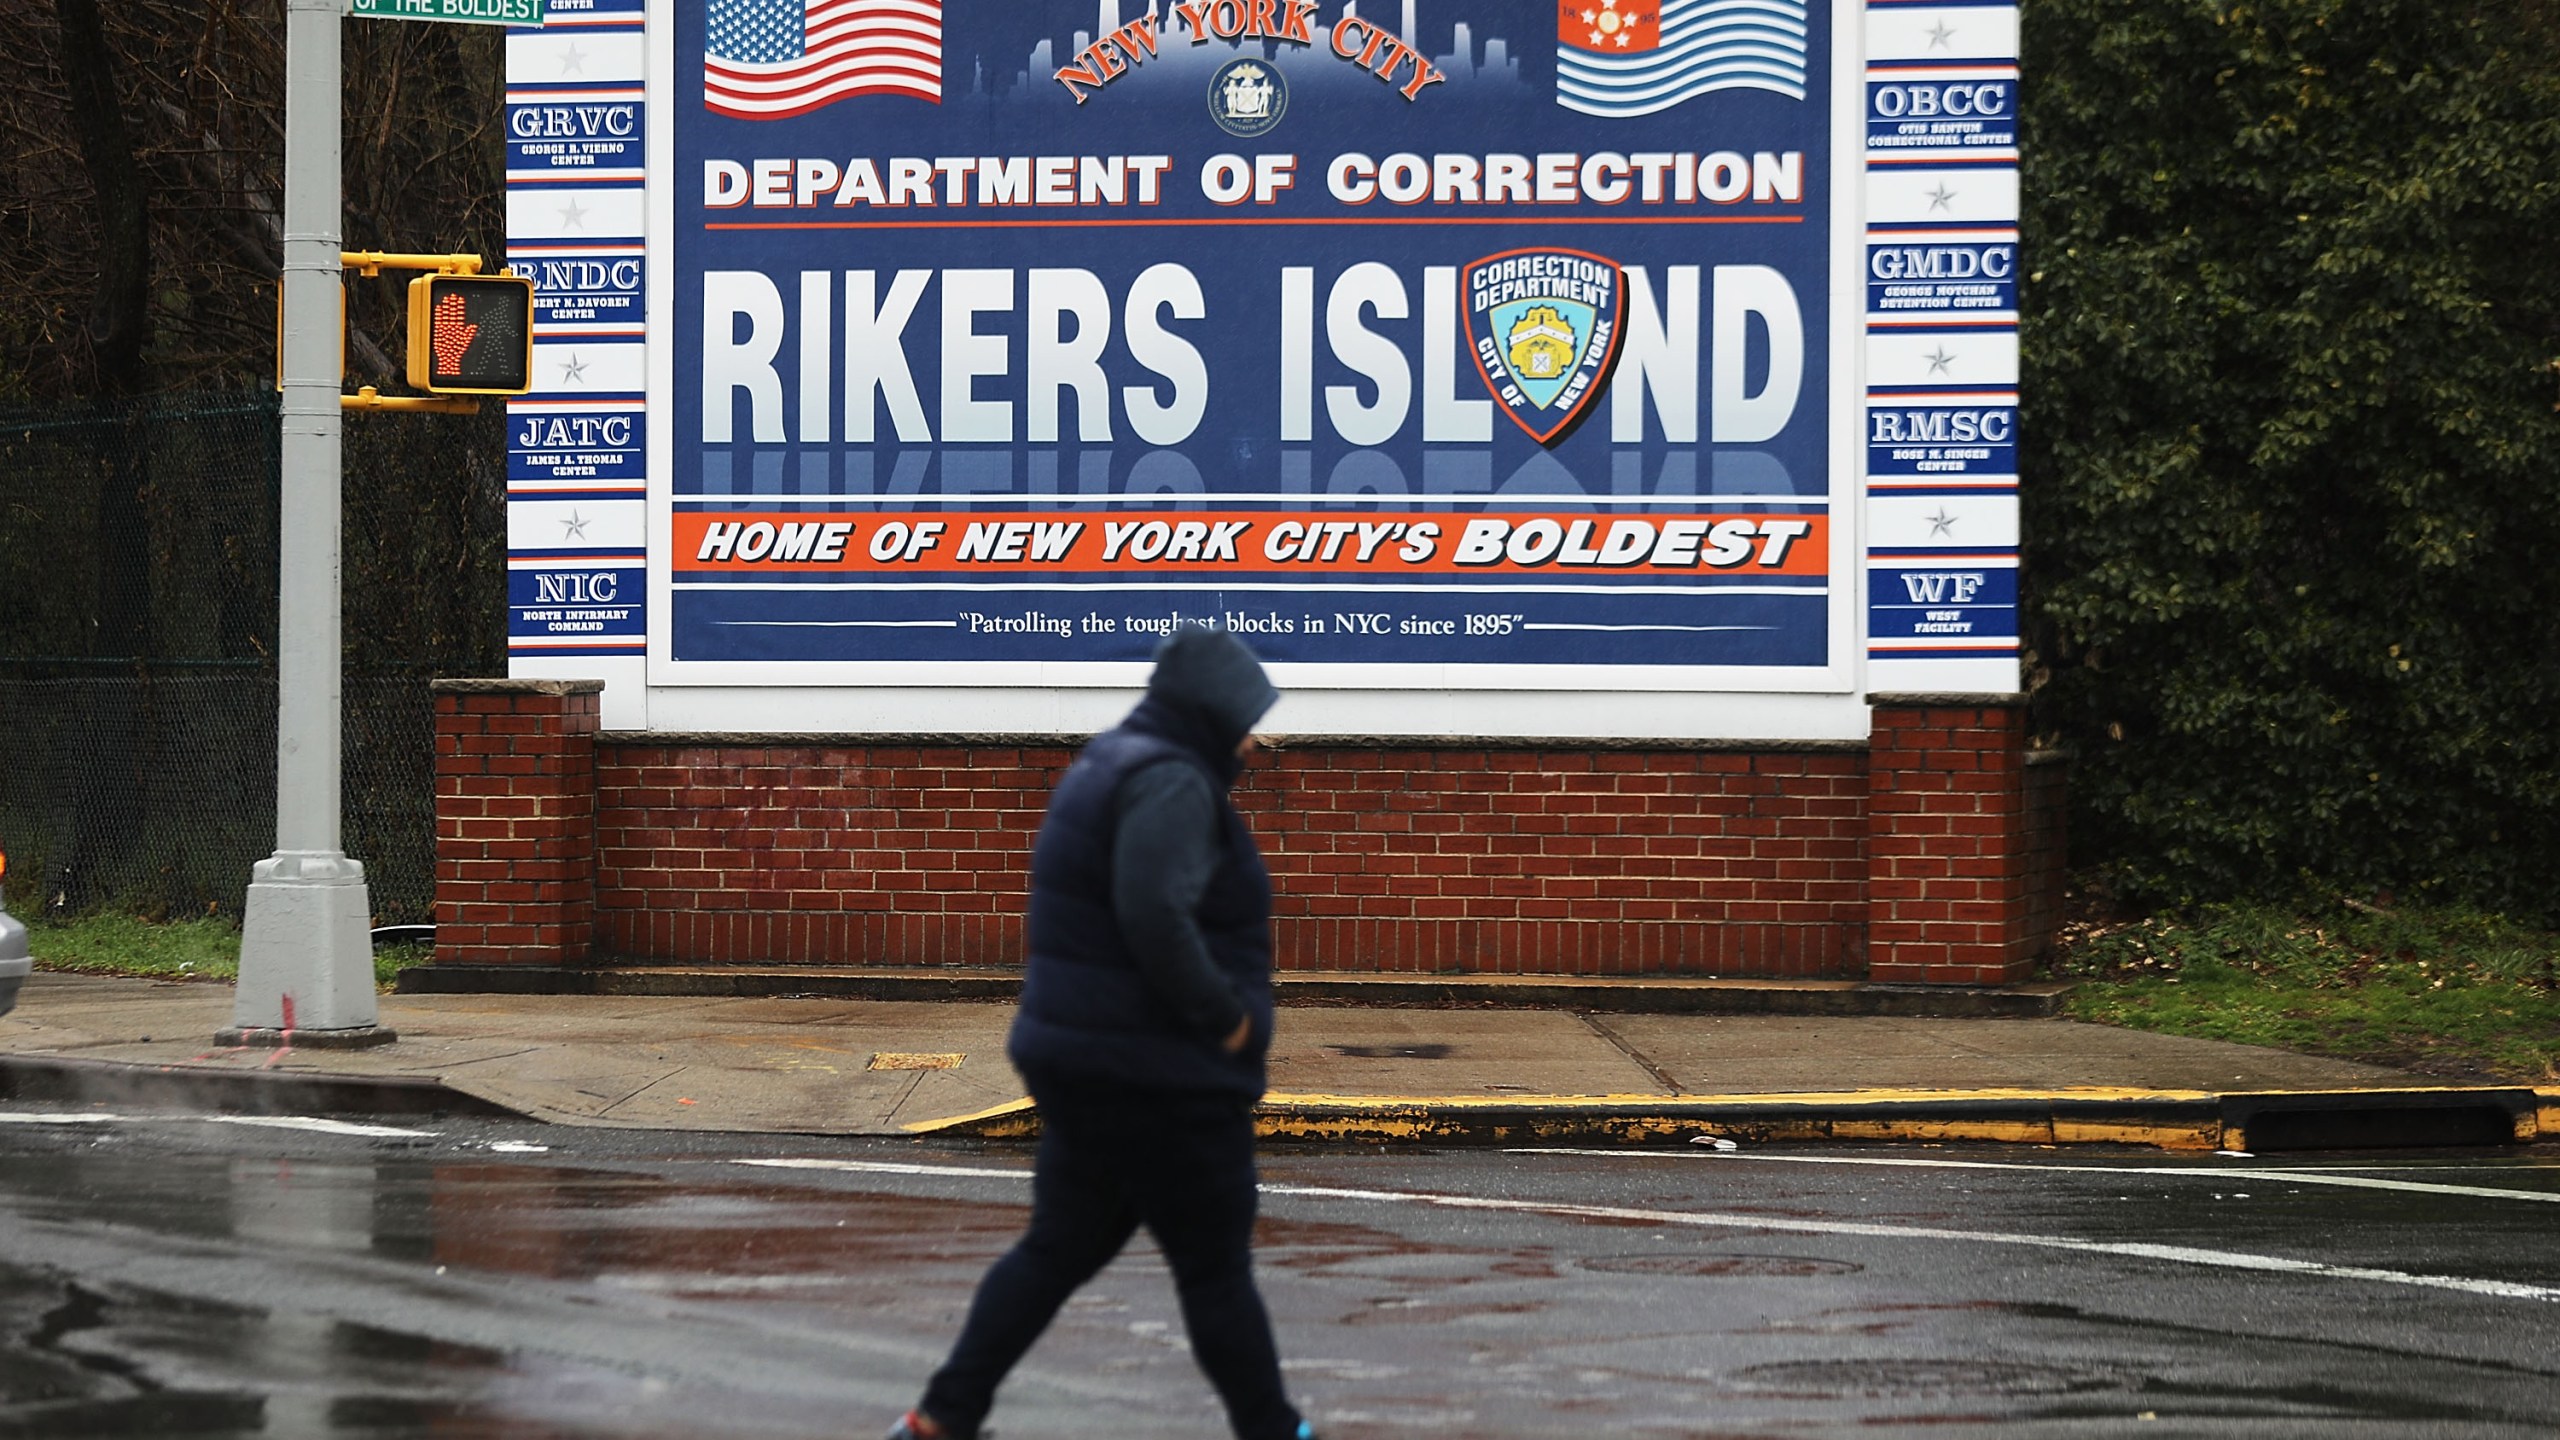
[903,1084,2552,1152]
[1263,1085,2217,1108]
[1256,1087,2228,1150]
[903,1095,1036,1136]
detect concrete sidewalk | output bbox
[1,972,2551,1151]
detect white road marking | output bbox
[734,1157,2560,1304]
[599,1272,849,1293]
[202,1116,440,1138]
[0,1110,441,1138]
[1515,1148,2560,1204]
[1261,1182,2560,1303]
[2283,1163,2560,1173]
[739,1157,1032,1182]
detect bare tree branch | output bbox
[0,0,503,399]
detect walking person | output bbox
[888,629,1318,1440]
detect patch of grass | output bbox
[25,913,243,982]
[22,913,421,991]
[372,940,433,985]
[2054,899,2560,1083]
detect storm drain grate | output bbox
[2244,1104,2518,1151]
[2226,1092,2529,1151]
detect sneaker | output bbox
[885,1411,957,1440]
[1296,1424,1320,1440]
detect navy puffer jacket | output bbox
[1008,631,1280,1097]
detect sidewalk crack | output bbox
[595,1066,689,1116]
[428,1046,544,1070]
[1578,1013,1683,1096]
[878,1069,931,1127]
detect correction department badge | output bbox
[1207,57,1286,137]
[1462,247,1625,443]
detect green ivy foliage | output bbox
[2021,0,2560,915]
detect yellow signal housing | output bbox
[404,272,536,395]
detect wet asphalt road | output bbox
[0,1107,2552,1438]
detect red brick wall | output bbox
[431,680,602,965]
[585,742,1871,977]
[594,742,1066,968]
[430,684,2069,985]
[1864,696,2043,985]
[1242,747,1867,976]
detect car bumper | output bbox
[0,910,27,1017]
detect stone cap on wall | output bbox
[594,730,1871,754]
[1864,692,2029,708]
[430,678,606,696]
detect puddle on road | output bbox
[1340,1297,1547,1326]
[1579,1252,1863,1278]
[0,1150,1034,1436]
[5,1140,2554,1436]
[1724,1356,2120,1400]
[0,1146,1034,1296]
[1730,1299,2550,1427]
[0,1390,266,1437]
[419,1161,1028,1289]
[1254,1211,1564,1291]
[0,1259,631,1439]
[2023,1378,2509,1426]
[1754,1298,2019,1337]
[1323,1044,1454,1060]
[1768,1296,2560,1387]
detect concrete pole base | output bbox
[233,855,387,1040]
[215,1024,398,1049]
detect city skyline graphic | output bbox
[976,0,1525,102]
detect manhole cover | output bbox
[1725,1358,2111,1400]
[1579,1253,1863,1278]
[1326,1043,1453,1060]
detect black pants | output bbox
[918,1079,1302,1440]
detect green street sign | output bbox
[348,0,543,25]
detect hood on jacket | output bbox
[1144,629,1279,756]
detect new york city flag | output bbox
[1556,0,1807,115]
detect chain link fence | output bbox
[0,393,506,922]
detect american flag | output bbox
[705,0,942,119]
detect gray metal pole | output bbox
[227,0,391,1047]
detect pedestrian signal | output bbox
[405,273,534,395]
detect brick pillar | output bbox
[431,679,603,966]
[1865,693,2039,985]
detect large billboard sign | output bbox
[504,0,2022,732]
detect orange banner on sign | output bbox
[672,511,1827,577]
